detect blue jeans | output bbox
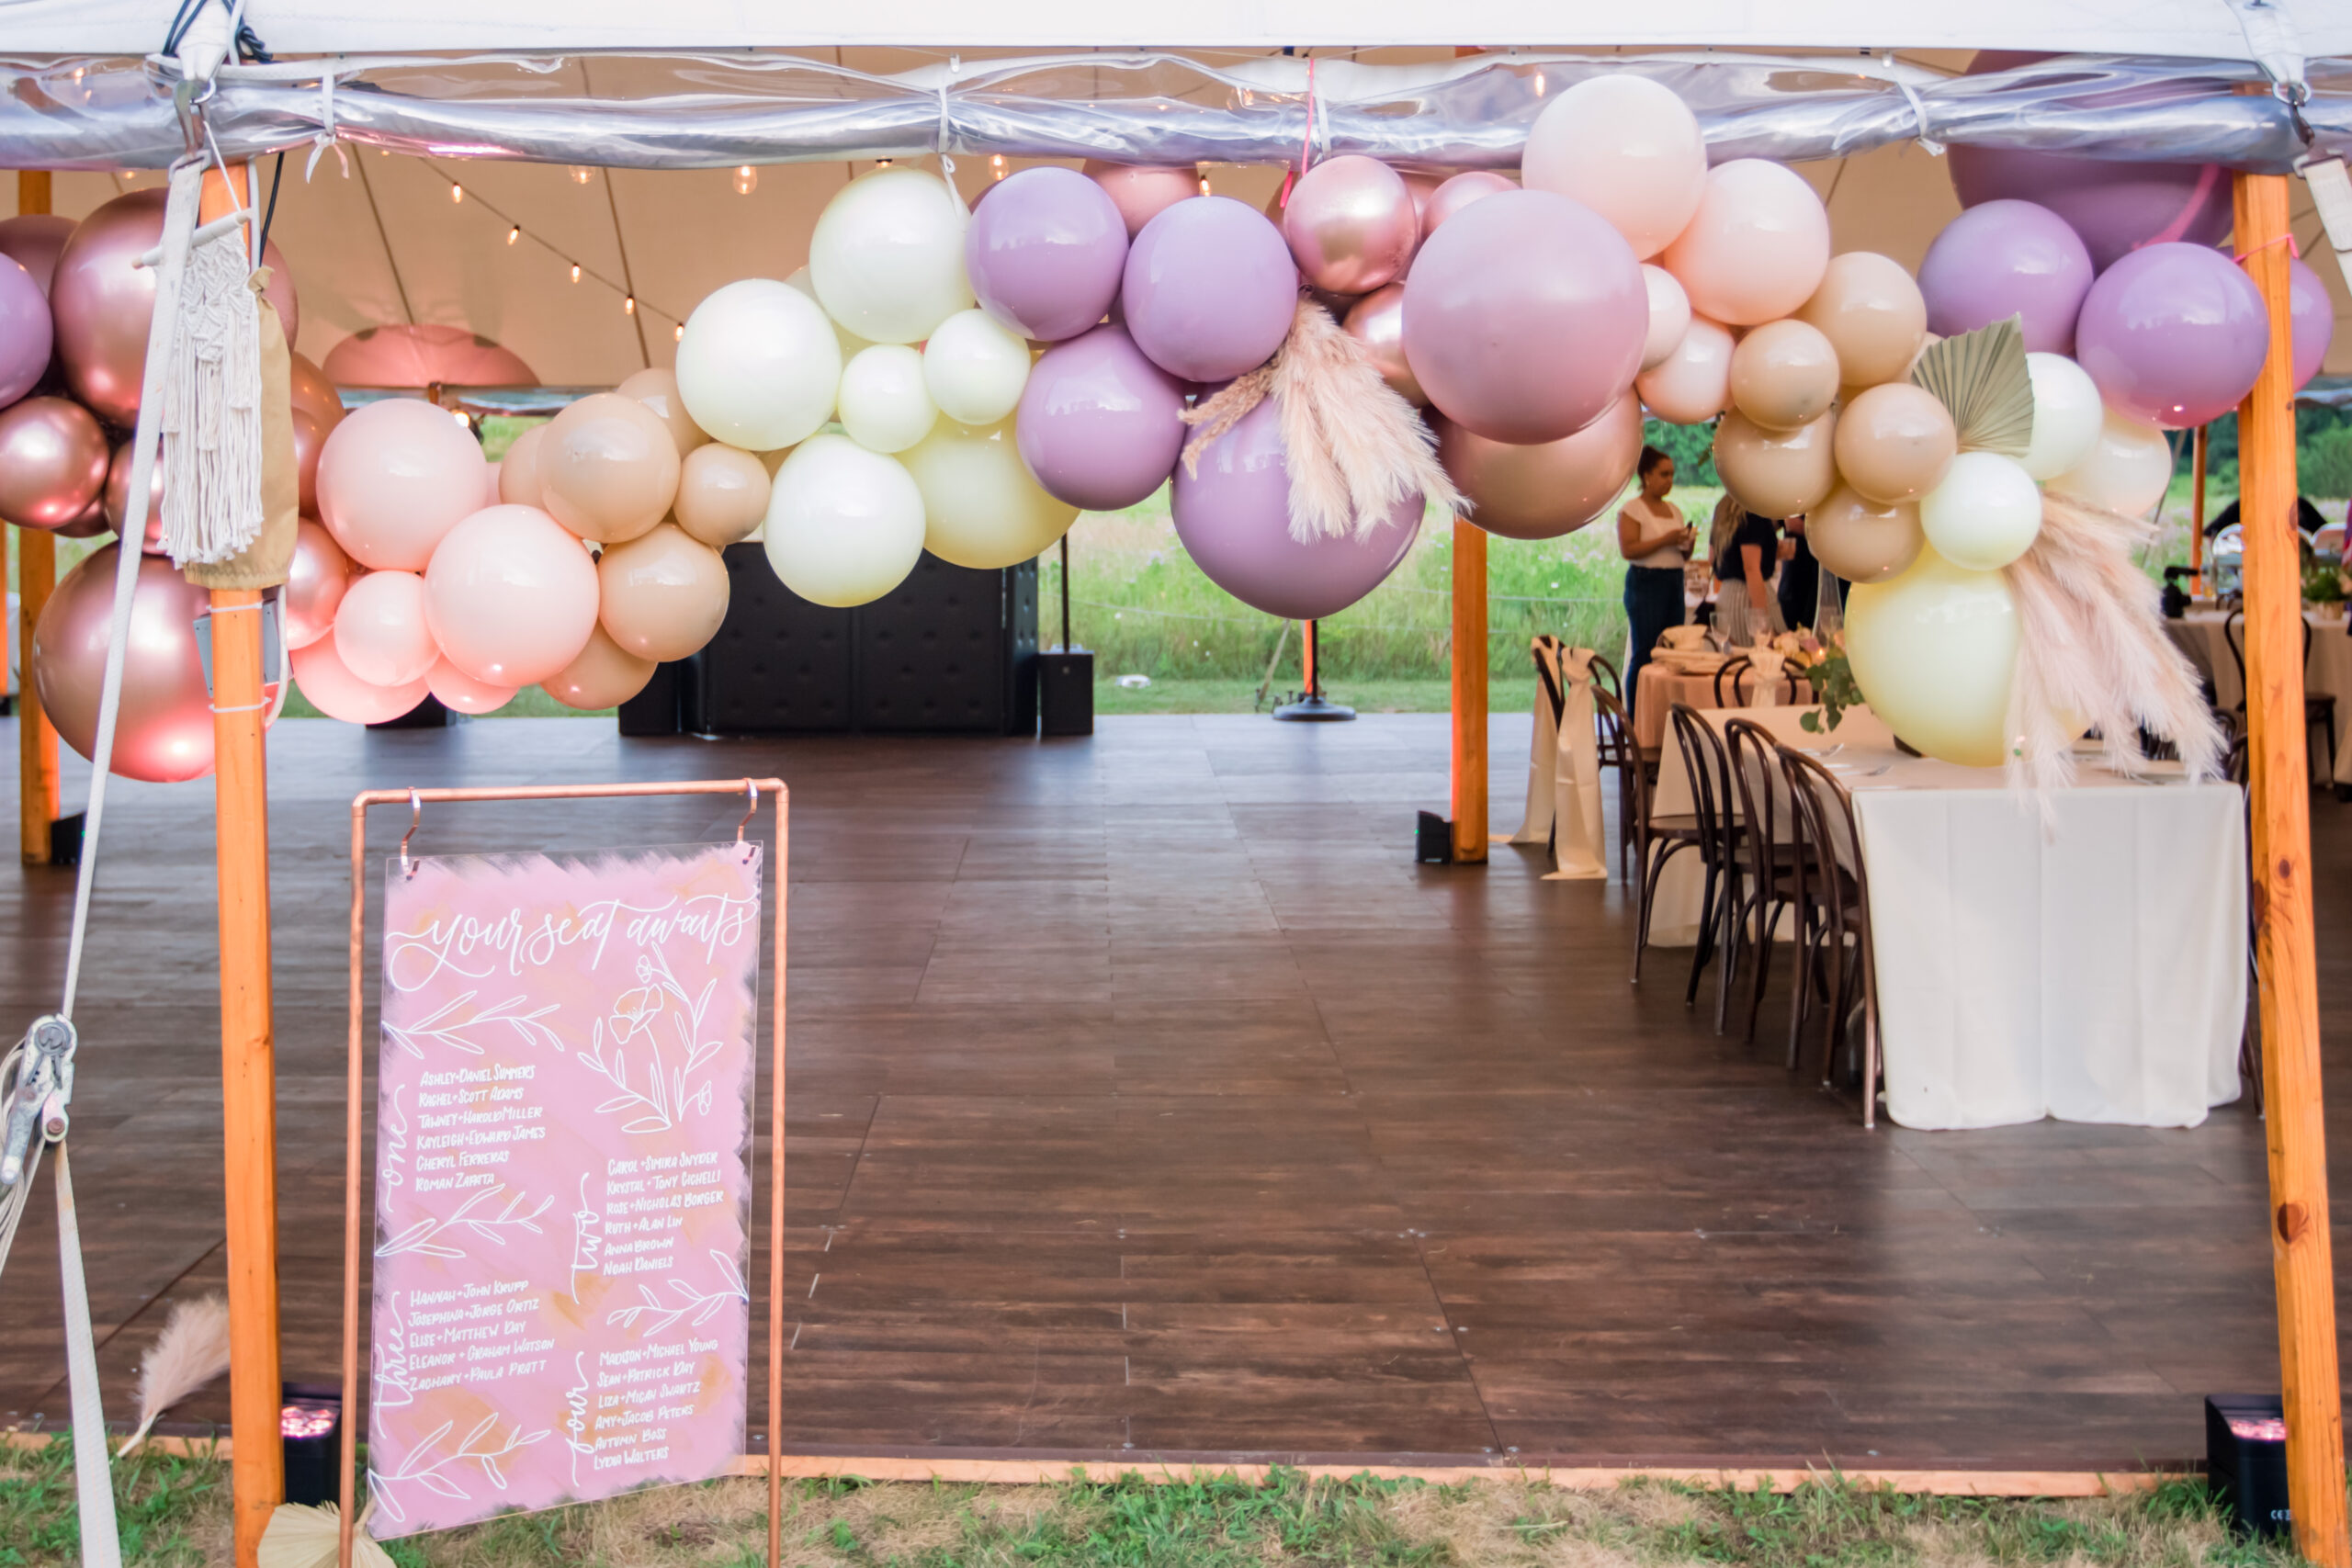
[1622,565,1686,719]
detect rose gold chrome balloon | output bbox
[1437,393,1645,541]
[101,441,167,548]
[1419,171,1515,242]
[34,544,277,783]
[1399,172,1443,231]
[1081,162,1199,238]
[1282,155,1419,295]
[288,350,345,433]
[51,190,296,427]
[283,518,355,650]
[290,407,324,514]
[0,214,74,295]
[1341,285,1425,406]
[0,397,108,529]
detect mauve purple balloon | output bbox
[1917,198,2095,355]
[2290,256,2335,390]
[0,255,53,408]
[0,214,74,296]
[1121,196,1297,383]
[1400,188,1645,446]
[2075,242,2269,430]
[1171,398,1421,620]
[1014,322,1186,512]
[967,166,1129,343]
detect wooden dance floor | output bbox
[0,711,2325,1471]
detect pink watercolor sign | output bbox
[368,841,763,1539]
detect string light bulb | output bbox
[570,264,581,283]
[624,296,636,315]
[674,323,685,342]
[569,165,594,185]
[506,226,520,245]
[450,410,469,428]
[733,164,758,196]
[1198,175,1212,196]
[450,183,463,203]
[990,154,1006,181]
[876,158,894,168]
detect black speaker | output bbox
[2208,1394,2292,1539]
[1039,649,1093,737]
[1416,810,1454,864]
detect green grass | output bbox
[0,1436,219,1567]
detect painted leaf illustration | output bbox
[414,1472,469,1501]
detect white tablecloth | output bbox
[2165,607,2352,785]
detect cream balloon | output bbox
[1845,547,2020,768]
[1918,451,2043,571]
[922,309,1032,425]
[291,635,429,726]
[1634,315,1733,424]
[1727,319,1840,433]
[763,434,927,607]
[1806,485,1925,584]
[2021,353,2105,482]
[597,522,731,662]
[899,418,1079,570]
[426,657,516,716]
[673,444,772,547]
[332,570,438,687]
[498,423,548,508]
[2048,405,2174,516]
[1712,409,1838,520]
[675,278,842,452]
[542,625,655,710]
[1639,265,1691,373]
[1794,252,1927,389]
[1520,73,1707,260]
[616,367,710,458]
[1659,159,1831,327]
[786,265,872,361]
[808,167,975,344]
[837,344,939,455]
[423,503,602,687]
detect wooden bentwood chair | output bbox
[1778,745,1883,1127]
[1719,717,1806,1044]
[1591,684,1643,884]
[1642,705,1743,1021]
[2223,609,2338,790]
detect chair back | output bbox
[1722,717,1785,891]
[1593,685,1644,835]
[1529,635,1566,724]
[2224,609,2247,694]
[1711,656,1751,708]
[1667,703,1735,866]
[1589,649,1623,703]
[1779,746,1870,929]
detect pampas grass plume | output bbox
[118,1292,230,1456]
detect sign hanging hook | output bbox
[400,789,423,878]
[736,779,759,856]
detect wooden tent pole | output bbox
[199,163,284,1568]
[2190,423,2208,592]
[2233,169,2348,1568]
[16,171,57,866]
[1449,521,1487,863]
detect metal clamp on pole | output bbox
[0,1015,76,1189]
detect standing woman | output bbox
[1617,446,1696,717]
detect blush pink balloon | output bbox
[2291,256,2335,390]
[334,569,439,687]
[1635,315,1735,424]
[322,322,537,387]
[1082,162,1200,239]
[0,214,75,295]
[1282,155,1419,295]
[291,633,428,725]
[426,656,516,715]
[1419,172,1515,242]
[316,396,491,570]
[1660,160,1832,326]
[1521,74,1708,260]
[1402,188,1646,446]
[283,518,352,650]
[423,503,601,687]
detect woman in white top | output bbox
[1616,445,1696,717]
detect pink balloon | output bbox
[426,656,516,715]
[2074,241,2268,429]
[322,323,537,388]
[1402,188,1646,446]
[1521,74,1707,260]
[1419,172,1515,242]
[424,503,601,687]
[1635,315,1735,424]
[1122,197,1298,383]
[283,518,352,650]
[1281,156,1419,295]
[334,569,439,687]
[0,254,52,406]
[317,397,490,570]
[1014,323,1187,512]
[1660,160,1831,327]
[1399,172,1444,230]
[1082,162,1200,239]
[291,634,428,725]
[2291,256,2335,390]
[0,214,75,295]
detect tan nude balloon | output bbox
[1795,252,1928,389]
[1832,382,1957,506]
[541,623,656,710]
[616,366,711,458]
[673,443,773,547]
[596,521,731,662]
[1727,318,1840,433]
[1711,408,1838,520]
[537,391,682,544]
[1805,483,1925,584]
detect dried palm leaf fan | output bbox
[1910,317,2035,457]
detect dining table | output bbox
[1645,703,2246,1131]
[1630,657,1813,752]
[2164,603,2352,786]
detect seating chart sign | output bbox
[367,842,762,1538]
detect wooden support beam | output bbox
[17,170,56,866]
[2234,169,2349,1568]
[1449,519,1487,863]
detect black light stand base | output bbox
[1039,649,1094,737]
[49,811,83,868]
[1272,694,1355,722]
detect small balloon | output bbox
[290,633,428,726]
[1122,197,1297,383]
[1659,160,1830,327]
[616,367,710,458]
[283,518,353,650]
[2290,257,2335,391]
[763,434,927,608]
[1806,485,1924,585]
[1634,315,1733,425]
[542,624,656,710]
[290,407,324,516]
[1013,323,1186,512]
[923,309,1033,425]
[675,277,842,452]
[2073,241,2269,429]
[1917,199,2095,355]
[2047,404,2174,516]
[1282,155,1419,295]
[316,396,490,570]
[1831,383,1957,506]
[427,657,515,716]
[538,391,682,544]
[1520,73,1707,260]
[499,423,548,509]
[1794,252,1927,389]
[1713,409,1838,520]
[1437,393,1644,541]
[2020,354,2105,482]
[334,569,439,688]
[809,167,975,344]
[1639,265,1691,373]
[288,351,345,433]
[1844,546,2019,768]
[1918,451,2043,571]
[0,254,52,407]
[1418,172,1515,242]
[0,396,108,530]
[424,503,602,686]
[101,441,165,544]
[837,344,940,455]
[1341,285,1424,406]
[1082,162,1200,239]
[967,165,1131,342]
[597,522,731,662]
[901,417,1079,570]
[673,444,772,548]
[1728,319,1840,433]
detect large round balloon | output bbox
[1171,397,1421,620]
[1083,162,1199,238]
[282,518,353,649]
[35,546,274,781]
[597,522,731,662]
[673,443,771,547]
[1917,199,2095,355]
[1659,160,1830,327]
[1795,252,1927,389]
[51,191,296,426]
[923,309,1032,425]
[1341,285,1423,405]
[763,434,927,607]
[288,351,344,434]
[1634,315,1733,425]
[809,167,974,345]
[1122,197,1297,384]
[334,570,438,688]
[2020,353,2105,481]
[1282,155,1419,296]
[321,323,535,389]
[1403,188,1645,446]
[1728,319,1839,433]
[543,625,656,710]
[2047,405,2174,516]
[317,396,490,570]
[537,391,682,544]
[967,165,1130,342]
[2291,257,2335,391]
[616,366,709,457]
[1520,73,1707,260]
[1013,323,1185,512]
[424,503,601,686]
[1845,546,2019,768]
[1807,485,1924,584]
[0,254,51,406]
[0,213,75,295]
[1438,393,1642,541]
[0,396,107,529]
[291,634,428,726]
[1713,409,1838,520]
[837,344,940,455]
[675,277,842,452]
[900,417,1079,570]
[2074,242,2269,429]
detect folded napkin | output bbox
[1660,625,1710,651]
[1746,646,1787,708]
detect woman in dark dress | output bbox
[1616,446,1695,717]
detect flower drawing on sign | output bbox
[606,1250,751,1336]
[368,1413,550,1525]
[383,989,562,1059]
[575,947,725,1134]
[377,1182,554,1260]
